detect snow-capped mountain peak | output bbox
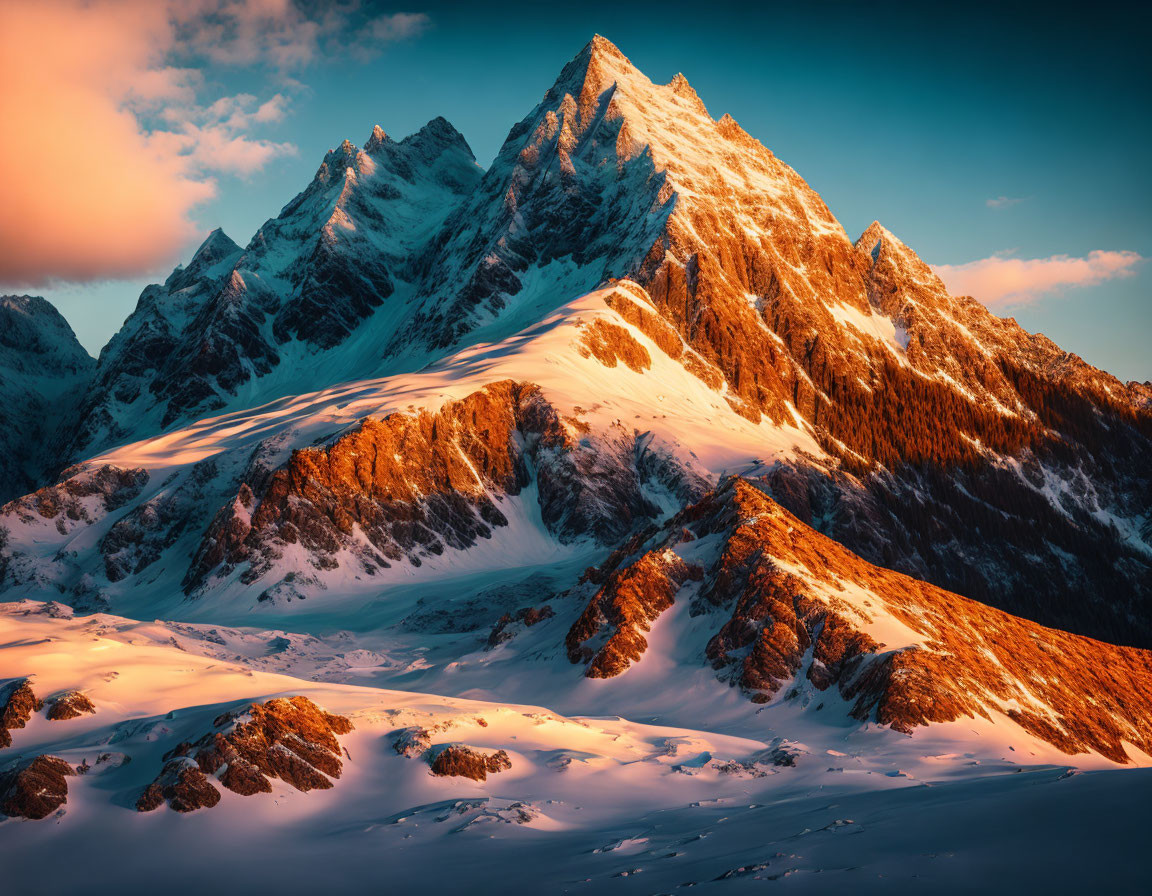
[64,118,483,461]
[365,123,389,151]
[184,228,241,273]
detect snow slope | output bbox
[2,601,1149,894]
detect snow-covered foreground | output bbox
[2,602,1148,894]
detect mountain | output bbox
[1,35,1151,892]
[67,118,481,461]
[34,35,1148,644]
[0,296,93,504]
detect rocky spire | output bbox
[545,34,643,109]
[855,220,941,288]
[365,124,390,152]
[187,228,241,270]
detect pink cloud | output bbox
[0,1,213,284]
[0,1,429,287]
[932,250,1144,308]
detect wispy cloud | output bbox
[157,92,297,175]
[0,1,430,286]
[986,196,1026,209]
[933,250,1144,308]
[349,12,432,61]
[177,4,431,70]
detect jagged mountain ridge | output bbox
[564,476,1152,764]
[67,118,482,462]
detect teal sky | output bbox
[26,1,1150,381]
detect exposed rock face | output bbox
[577,318,652,373]
[46,691,96,721]
[0,755,74,819]
[0,679,42,748]
[392,38,675,354]
[99,458,219,583]
[487,604,556,648]
[66,230,244,461]
[0,295,94,502]
[187,380,696,592]
[198,697,353,793]
[2,465,148,538]
[137,697,353,811]
[582,477,1152,763]
[136,760,221,813]
[759,457,1152,649]
[429,745,512,781]
[567,549,703,677]
[392,726,433,758]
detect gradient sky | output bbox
[3,0,1148,380]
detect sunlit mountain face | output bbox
[1,21,1150,896]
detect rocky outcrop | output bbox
[686,502,883,701]
[577,318,651,373]
[197,697,353,793]
[137,697,353,811]
[46,691,96,721]
[428,745,512,781]
[583,477,1152,763]
[186,381,694,592]
[2,465,148,537]
[567,549,703,677]
[136,760,221,813]
[487,604,556,648]
[392,726,433,758]
[0,679,42,748]
[0,755,74,819]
